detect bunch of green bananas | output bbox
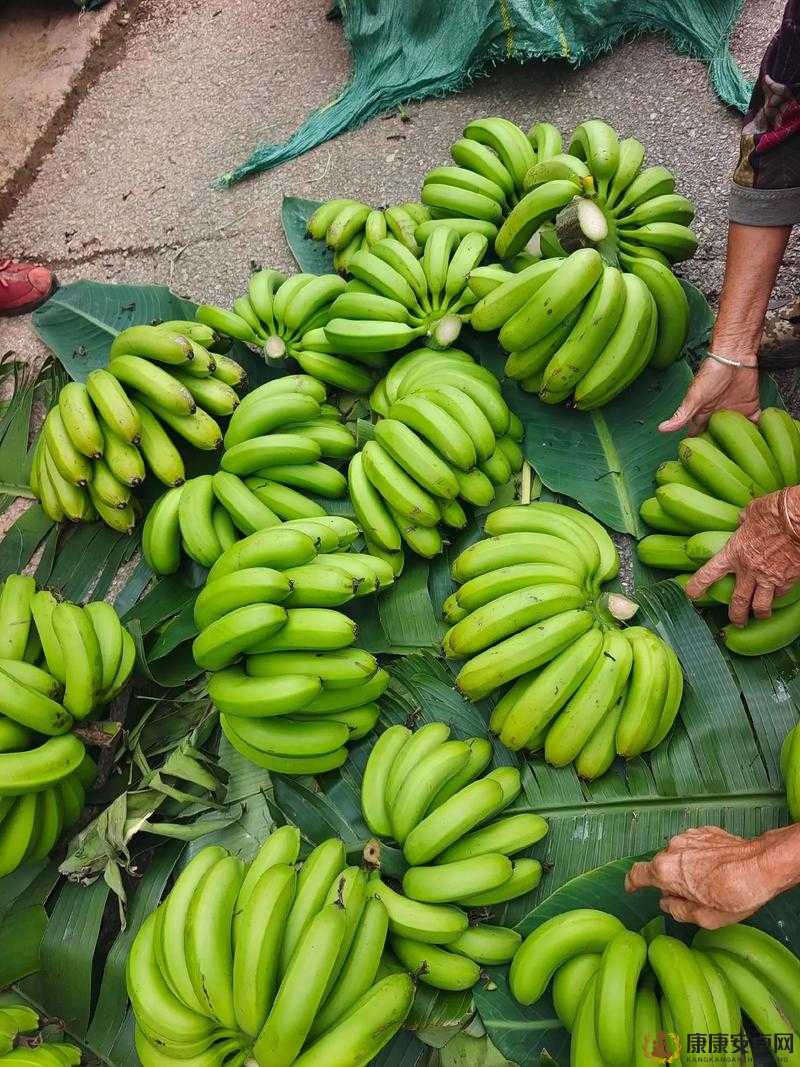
[423,116,697,265]
[189,522,392,773]
[321,228,489,356]
[31,323,246,533]
[443,503,683,776]
[361,722,544,987]
[783,724,800,821]
[510,909,800,1067]
[127,826,415,1067]
[469,246,689,408]
[196,269,381,395]
[637,407,800,655]
[418,118,565,244]
[0,998,81,1063]
[142,375,355,575]
[0,574,137,875]
[349,349,523,565]
[306,199,432,269]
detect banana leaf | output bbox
[282,196,336,274]
[0,906,47,987]
[474,854,800,1067]
[31,281,270,386]
[0,357,64,504]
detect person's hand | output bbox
[658,357,760,435]
[686,488,800,625]
[625,826,786,929]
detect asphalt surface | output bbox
[0,0,794,366]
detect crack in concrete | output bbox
[0,0,150,226]
[30,228,250,269]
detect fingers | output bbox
[752,582,775,620]
[685,550,732,599]
[665,827,722,850]
[658,404,694,434]
[625,853,683,895]
[729,572,756,627]
[659,896,699,923]
[659,897,751,929]
[625,862,656,893]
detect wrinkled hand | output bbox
[659,358,760,435]
[686,488,800,625]
[625,827,784,929]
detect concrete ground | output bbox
[0,0,792,365]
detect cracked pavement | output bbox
[0,0,795,365]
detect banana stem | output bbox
[428,314,462,350]
[363,837,382,869]
[264,335,287,360]
[555,198,609,251]
[519,461,533,504]
[603,592,640,621]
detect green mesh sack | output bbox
[219,0,751,186]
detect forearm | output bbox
[759,822,800,898]
[710,221,791,362]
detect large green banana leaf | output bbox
[31,280,272,385]
[282,196,336,274]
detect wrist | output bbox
[706,352,759,369]
[756,824,800,898]
[709,327,762,365]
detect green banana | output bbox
[361,440,440,527]
[132,401,185,486]
[402,777,504,866]
[292,973,413,1067]
[495,180,580,259]
[499,248,604,353]
[552,953,601,1031]
[456,609,595,701]
[539,265,627,402]
[280,837,346,972]
[656,483,741,531]
[0,734,85,796]
[192,602,288,671]
[368,877,467,944]
[253,904,347,1067]
[437,811,548,862]
[510,908,625,1005]
[58,381,104,458]
[207,526,317,582]
[759,407,800,487]
[86,369,141,443]
[208,666,321,718]
[707,410,781,492]
[544,629,632,766]
[594,930,648,1065]
[390,740,471,844]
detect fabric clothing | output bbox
[731,0,800,224]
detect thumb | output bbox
[686,551,731,598]
[659,401,694,434]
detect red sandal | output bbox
[0,258,56,316]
